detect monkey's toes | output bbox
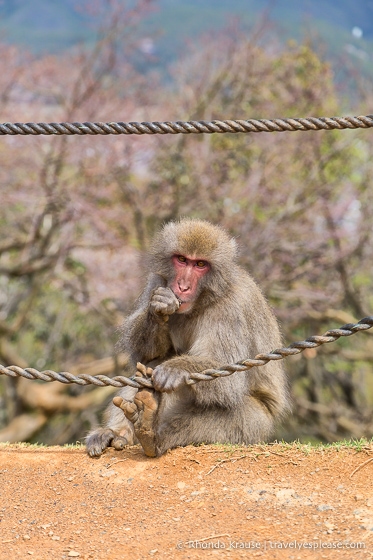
[111,435,129,451]
[129,389,158,458]
[113,396,139,424]
[113,391,158,457]
[134,389,159,431]
[136,362,154,378]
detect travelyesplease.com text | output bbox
[176,539,366,551]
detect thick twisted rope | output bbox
[0,115,372,136]
[0,316,372,389]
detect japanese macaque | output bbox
[86,218,290,458]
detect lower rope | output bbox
[0,316,372,389]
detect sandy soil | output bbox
[0,443,372,559]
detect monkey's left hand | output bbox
[152,364,191,392]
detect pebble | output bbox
[99,470,117,478]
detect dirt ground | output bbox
[0,443,372,560]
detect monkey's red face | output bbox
[170,254,210,313]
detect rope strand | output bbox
[0,115,372,136]
[1,316,372,389]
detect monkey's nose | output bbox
[178,283,190,292]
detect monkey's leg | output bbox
[113,389,159,458]
[155,395,274,455]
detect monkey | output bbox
[86,218,290,458]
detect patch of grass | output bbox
[203,438,373,456]
[63,442,85,449]
[0,441,85,450]
[0,441,47,449]
[270,438,373,454]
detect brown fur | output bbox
[86,219,290,457]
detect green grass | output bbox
[272,438,373,453]
[0,441,85,449]
[204,438,373,455]
[0,438,371,452]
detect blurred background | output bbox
[0,0,372,446]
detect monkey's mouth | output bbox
[172,292,192,312]
[174,294,183,306]
[176,299,194,314]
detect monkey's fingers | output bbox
[152,306,169,323]
[151,298,173,313]
[151,293,180,315]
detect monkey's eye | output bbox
[176,255,187,263]
[196,261,207,268]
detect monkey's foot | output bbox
[86,427,130,458]
[113,389,159,458]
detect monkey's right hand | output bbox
[150,287,180,321]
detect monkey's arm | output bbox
[151,282,286,412]
[119,274,179,364]
[152,354,217,391]
[152,350,247,408]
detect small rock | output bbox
[360,518,373,531]
[276,489,295,501]
[68,552,80,558]
[316,505,334,512]
[99,470,117,478]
